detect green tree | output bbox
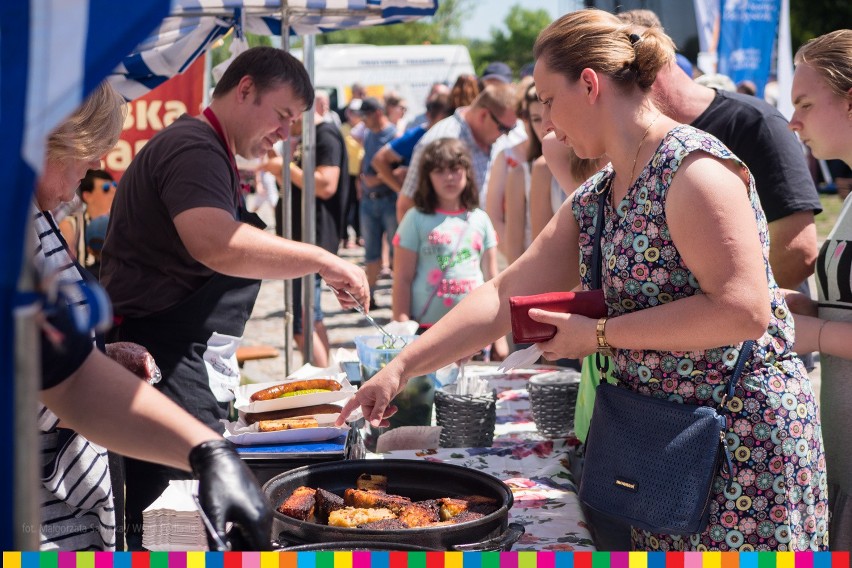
[789,0,852,51]
[210,32,273,69]
[475,5,552,77]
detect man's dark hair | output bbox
[425,93,452,122]
[212,46,314,110]
[80,169,113,193]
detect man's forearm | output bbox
[768,212,818,289]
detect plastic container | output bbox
[354,336,438,451]
[354,335,419,383]
[527,369,581,438]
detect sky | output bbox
[460,0,581,41]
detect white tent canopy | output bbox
[109,0,438,100]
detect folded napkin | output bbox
[375,426,442,453]
[142,480,208,551]
[497,344,543,373]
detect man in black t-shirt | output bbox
[273,109,348,366]
[649,62,821,291]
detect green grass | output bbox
[816,193,845,242]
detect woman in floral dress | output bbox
[337,9,828,551]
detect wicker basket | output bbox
[434,385,497,448]
[527,370,581,438]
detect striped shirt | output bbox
[32,207,116,551]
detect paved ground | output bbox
[239,202,821,399]
[240,244,394,383]
[239,203,395,383]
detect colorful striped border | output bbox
[2,552,849,568]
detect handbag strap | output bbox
[589,174,756,398]
[416,213,472,322]
[592,178,611,375]
[589,178,610,290]
[721,339,754,411]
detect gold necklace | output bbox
[630,112,661,184]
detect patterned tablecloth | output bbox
[369,365,596,552]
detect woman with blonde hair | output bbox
[339,9,827,551]
[784,28,852,551]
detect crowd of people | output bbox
[27,4,852,555]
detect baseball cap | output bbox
[358,97,383,114]
[481,61,513,84]
[86,215,109,253]
[348,98,363,112]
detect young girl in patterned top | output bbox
[392,138,508,358]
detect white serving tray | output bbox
[222,414,350,446]
[233,372,356,414]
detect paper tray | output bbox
[223,414,350,446]
[233,372,355,414]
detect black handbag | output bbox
[577,179,750,536]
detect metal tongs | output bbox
[327,284,407,349]
[193,493,230,551]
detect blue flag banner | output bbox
[717,0,780,98]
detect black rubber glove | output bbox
[189,439,272,551]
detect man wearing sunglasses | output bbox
[396,83,519,222]
[58,169,117,269]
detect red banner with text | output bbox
[104,56,206,179]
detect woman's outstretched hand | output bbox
[336,368,401,427]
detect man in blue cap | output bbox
[480,61,513,87]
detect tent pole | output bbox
[14,219,40,550]
[279,5,294,376]
[301,34,316,366]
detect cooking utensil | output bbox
[275,541,441,551]
[192,493,230,551]
[327,284,406,349]
[263,459,522,551]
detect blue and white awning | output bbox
[110,0,438,99]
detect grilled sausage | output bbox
[244,404,343,425]
[257,417,319,432]
[250,378,342,402]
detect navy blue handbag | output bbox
[576,180,751,535]
[578,344,750,535]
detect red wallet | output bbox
[509,289,608,344]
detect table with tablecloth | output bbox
[368,364,596,551]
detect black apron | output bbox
[114,108,266,546]
[113,206,265,430]
[117,207,265,549]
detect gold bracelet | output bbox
[596,317,612,355]
[818,320,828,353]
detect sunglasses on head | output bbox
[488,109,513,136]
[99,181,117,192]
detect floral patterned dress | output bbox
[572,125,828,551]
